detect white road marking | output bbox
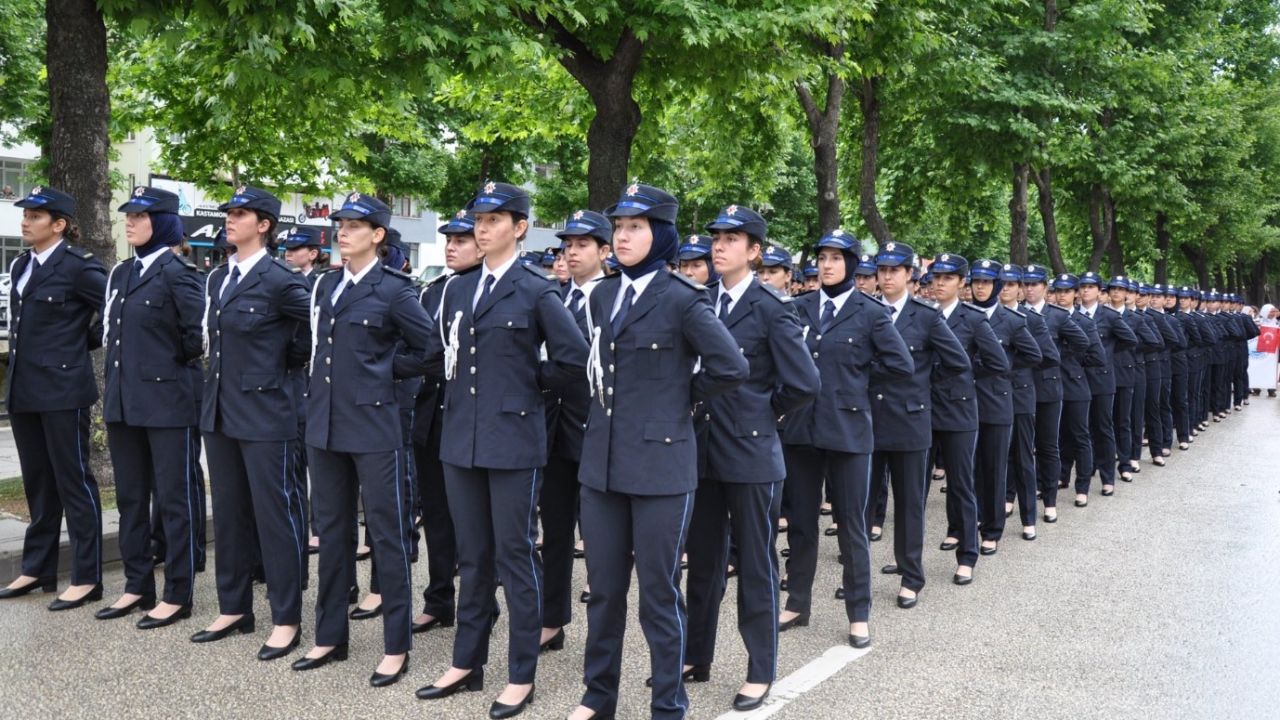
[712,645,871,720]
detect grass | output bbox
[0,475,118,523]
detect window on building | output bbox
[0,236,27,271]
[1,159,35,201]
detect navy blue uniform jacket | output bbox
[929,303,1007,433]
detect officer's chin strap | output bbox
[584,291,606,408]
[439,274,462,381]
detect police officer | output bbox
[1128,284,1164,476]
[756,244,793,294]
[282,225,330,280]
[777,229,912,644]
[801,261,820,293]
[676,233,717,286]
[969,260,1040,553]
[191,185,312,660]
[565,183,746,720]
[416,182,587,719]
[683,205,818,711]
[1052,275,1105,506]
[853,254,878,296]
[92,186,204,627]
[999,264,1058,540]
[868,242,968,606]
[409,210,482,635]
[1170,286,1201,450]
[0,186,107,608]
[929,254,1007,584]
[1020,266,1089,523]
[540,209,612,653]
[1076,272,1137,498]
[289,193,433,687]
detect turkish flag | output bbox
[1258,325,1280,354]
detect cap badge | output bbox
[483,181,496,195]
[134,187,146,197]
[573,210,584,220]
[726,204,738,216]
[455,209,467,219]
[31,186,41,195]
[235,185,246,195]
[885,242,895,251]
[625,183,639,196]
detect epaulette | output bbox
[426,272,452,288]
[65,245,93,260]
[1003,305,1027,318]
[758,283,792,304]
[519,263,554,282]
[272,257,302,273]
[383,265,413,281]
[960,302,986,314]
[909,296,937,311]
[669,271,706,292]
[178,256,201,271]
[859,291,889,308]
[1045,303,1068,314]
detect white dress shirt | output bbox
[15,239,63,295]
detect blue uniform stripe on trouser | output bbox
[184,427,195,604]
[393,450,412,604]
[669,492,693,714]
[526,469,542,605]
[764,481,778,680]
[281,443,304,585]
[76,408,102,582]
[966,433,979,552]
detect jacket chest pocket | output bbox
[230,301,271,331]
[347,306,386,337]
[33,291,69,314]
[836,389,869,413]
[494,313,531,355]
[635,333,676,378]
[734,415,777,439]
[134,293,168,327]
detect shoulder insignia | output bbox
[859,291,889,308]
[426,272,451,288]
[668,271,706,292]
[272,257,302,273]
[1005,306,1027,318]
[960,302,985,314]
[520,263,555,282]
[758,283,792,304]
[65,245,93,259]
[909,296,937,311]
[383,265,413,281]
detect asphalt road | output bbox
[3,400,1278,719]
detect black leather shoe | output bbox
[1100,487,1115,497]
[897,594,917,609]
[291,644,349,671]
[881,564,900,575]
[137,605,192,629]
[348,585,360,604]
[834,587,845,600]
[579,590,592,604]
[939,539,959,551]
[258,629,301,661]
[868,529,882,542]
[953,573,973,586]
[539,627,565,653]
[191,614,256,643]
[1042,512,1058,523]
[355,548,371,561]
[0,576,57,599]
[370,654,409,688]
[848,633,871,649]
[573,548,585,559]
[1058,479,1070,489]
[819,506,832,516]
[417,668,484,699]
[489,685,534,719]
[733,684,770,711]
[350,604,383,620]
[307,544,319,555]
[645,665,711,688]
[1022,530,1037,541]
[780,548,791,558]
[412,616,454,634]
[48,584,103,611]
[779,577,788,591]
[1074,498,1088,508]
[1120,474,1134,483]
[95,595,155,620]
[823,527,838,537]
[778,613,809,632]
[979,543,998,556]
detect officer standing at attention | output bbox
[968,260,1040,553]
[282,226,329,280]
[191,185,313,660]
[777,229,912,645]
[0,186,107,608]
[928,254,1007,585]
[683,205,818,711]
[1076,272,1137,498]
[416,182,587,720]
[1052,275,1105,506]
[868,242,969,607]
[853,254,878,296]
[94,186,205,627]
[290,193,433,686]
[539,209,612,655]
[1099,276,1144,482]
[1019,266,1089,524]
[676,233,718,286]
[801,261,820,293]
[410,210,483,635]
[998,264,1058,540]
[756,245,793,294]
[566,183,746,720]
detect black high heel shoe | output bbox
[848,633,871,649]
[191,614,256,643]
[350,604,383,620]
[291,644,349,671]
[370,654,410,688]
[258,628,301,661]
[489,685,534,719]
[0,576,57,599]
[137,605,192,629]
[417,668,484,700]
[412,616,454,634]
[733,684,771,711]
[539,627,565,653]
[95,594,156,620]
[48,584,103,612]
[645,665,710,687]
[778,613,809,632]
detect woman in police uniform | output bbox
[291,193,434,686]
[776,230,912,648]
[94,187,205,627]
[416,182,587,719]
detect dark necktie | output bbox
[611,284,636,335]
[220,265,240,304]
[570,288,584,312]
[131,259,144,282]
[820,299,836,332]
[719,294,732,322]
[476,274,495,311]
[332,278,353,308]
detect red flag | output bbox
[1258,325,1280,354]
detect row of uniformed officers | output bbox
[0,181,1259,720]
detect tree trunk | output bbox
[1010,163,1029,265]
[1180,241,1211,289]
[46,0,114,485]
[1248,251,1271,305]
[1106,201,1124,276]
[795,42,846,236]
[1087,183,1114,273]
[1030,167,1066,274]
[857,75,894,246]
[1154,212,1170,284]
